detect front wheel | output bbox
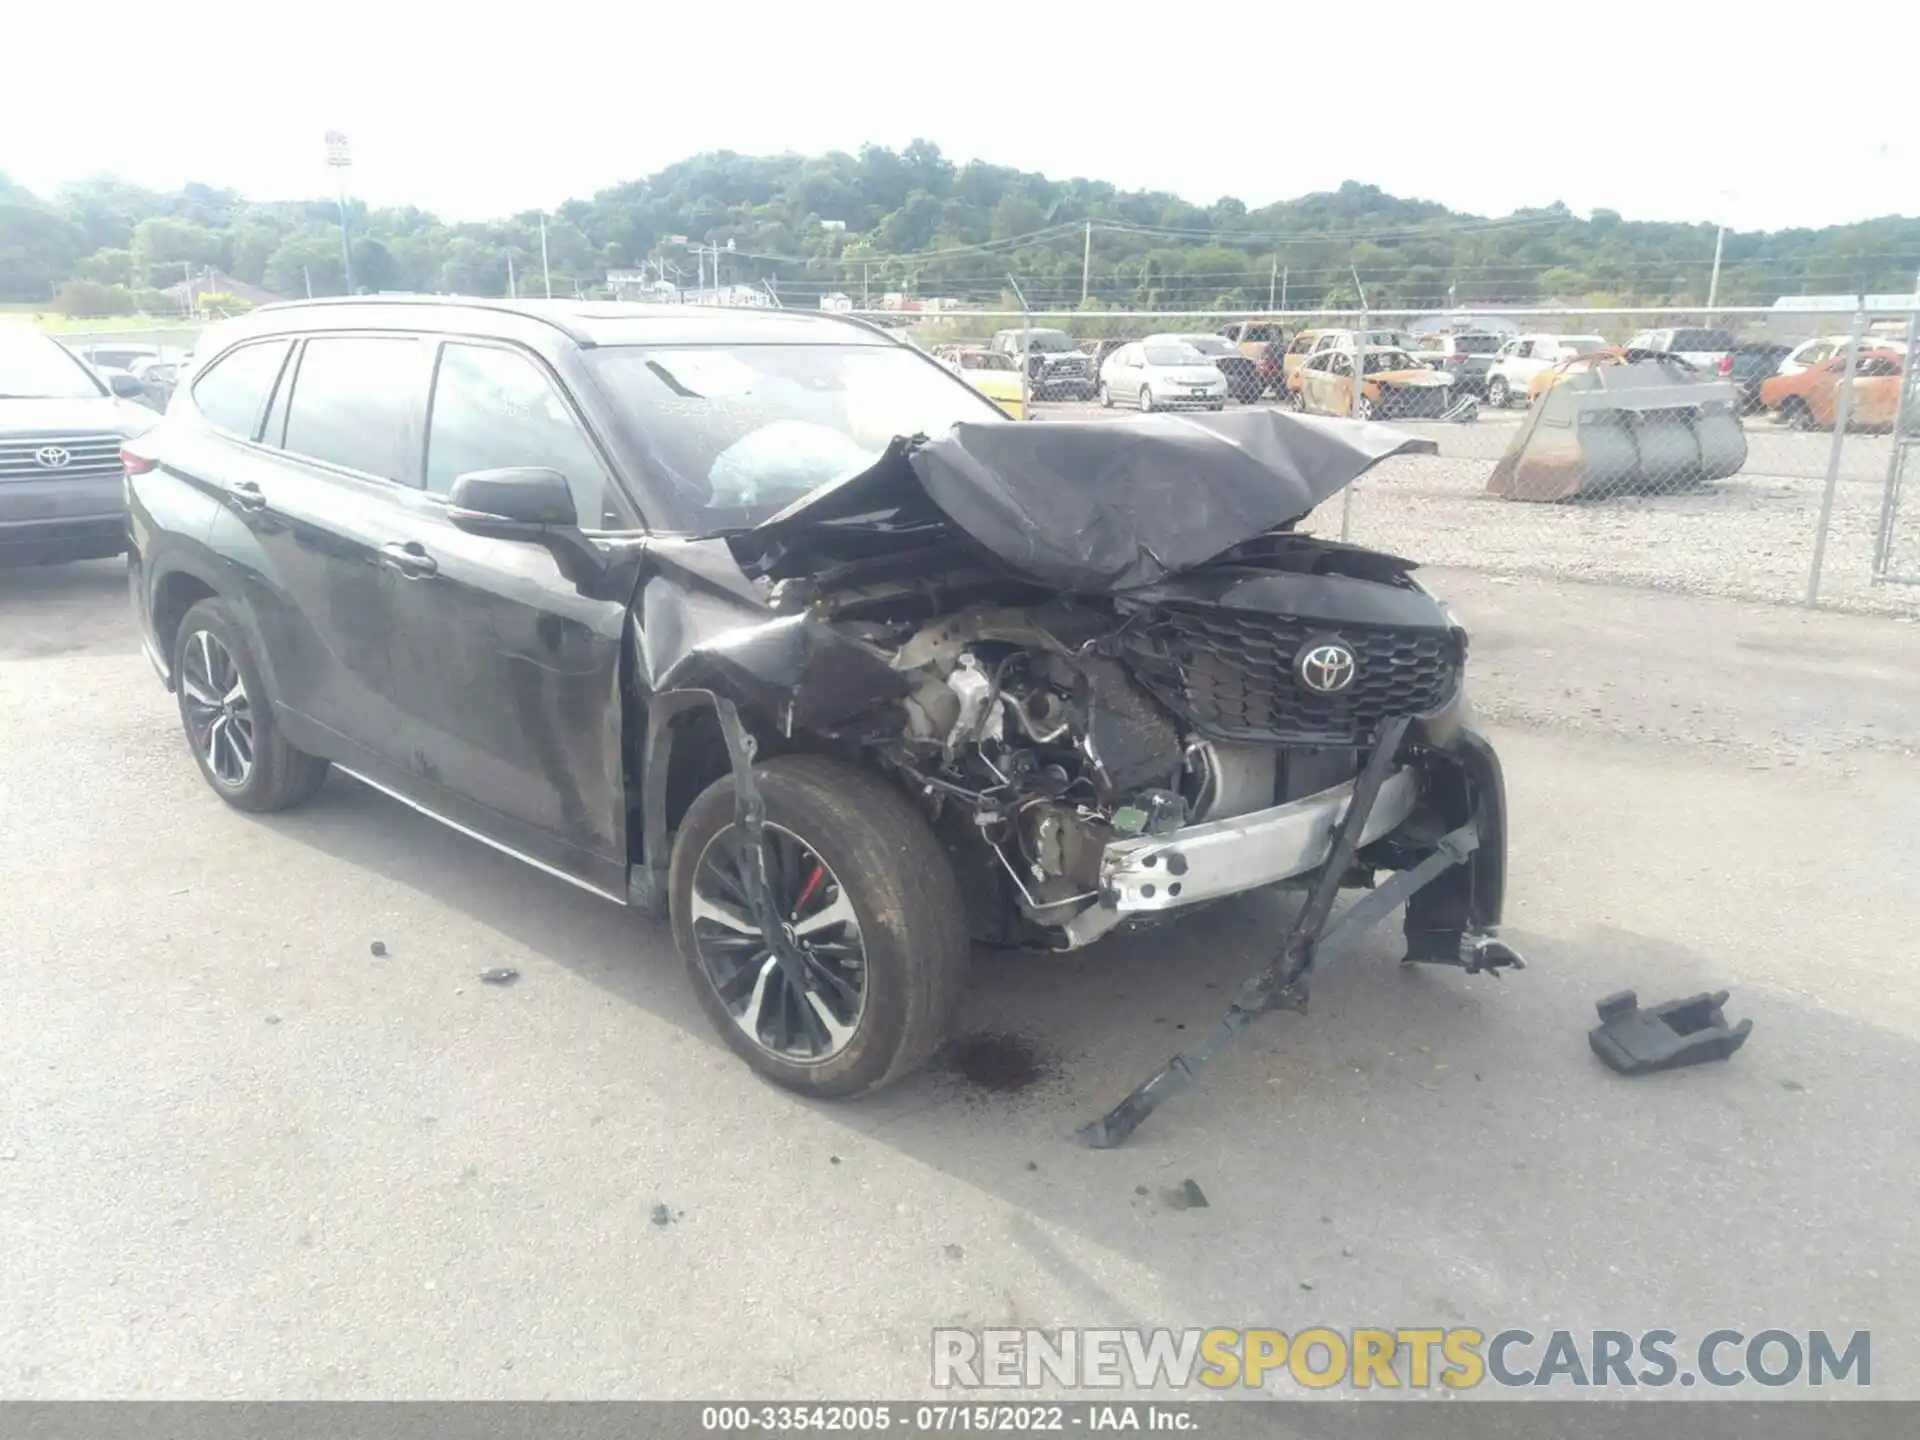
[173,597,329,812]
[1487,375,1511,408]
[1354,394,1375,422]
[1783,398,1817,431]
[1138,385,1155,413]
[669,755,970,1099]
[1098,382,1112,408]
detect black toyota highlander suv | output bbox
[126,297,1513,1104]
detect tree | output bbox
[54,280,134,317]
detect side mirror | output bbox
[108,372,145,399]
[447,466,608,586]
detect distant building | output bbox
[162,270,280,310]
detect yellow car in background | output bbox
[934,346,1027,419]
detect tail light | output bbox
[1716,354,1733,376]
[121,446,157,476]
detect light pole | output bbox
[324,131,354,294]
[1706,188,1733,311]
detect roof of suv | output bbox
[225,295,904,349]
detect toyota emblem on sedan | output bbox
[35,446,72,469]
[1296,639,1358,694]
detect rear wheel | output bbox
[1355,394,1375,422]
[669,755,970,1099]
[1783,397,1817,431]
[1488,375,1512,408]
[1138,385,1155,413]
[173,598,329,812]
[1098,382,1112,408]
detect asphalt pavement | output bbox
[3,558,1917,1399]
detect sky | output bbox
[7,3,1916,234]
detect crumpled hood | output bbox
[750,409,1436,592]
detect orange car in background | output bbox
[1757,349,1906,430]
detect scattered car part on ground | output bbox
[1097,338,1229,410]
[1588,989,1752,1075]
[127,297,1514,1104]
[1487,360,1747,502]
[1,322,157,566]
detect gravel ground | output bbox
[3,561,1919,1399]
[1035,401,1920,617]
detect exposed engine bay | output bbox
[650,411,1507,964]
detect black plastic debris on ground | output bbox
[649,1203,673,1227]
[1589,989,1752,1076]
[478,967,520,987]
[944,1032,1054,1096]
[1165,1179,1209,1211]
[370,940,388,958]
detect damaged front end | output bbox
[648,411,1520,1133]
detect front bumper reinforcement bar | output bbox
[1078,716,1522,1148]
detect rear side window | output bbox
[425,342,614,525]
[190,340,290,439]
[1672,329,1736,351]
[1241,324,1280,343]
[280,337,423,481]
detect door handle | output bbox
[380,541,439,578]
[227,479,267,510]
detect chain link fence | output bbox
[867,303,1920,616]
[44,304,1920,614]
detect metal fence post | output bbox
[1872,306,1920,580]
[1341,307,1367,541]
[1805,307,1867,607]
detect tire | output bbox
[1209,402,1226,411]
[669,754,970,1100]
[1784,398,1816,431]
[1488,375,1511,409]
[1138,385,1155,413]
[172,597,329,812]
[1098,382,1112,408]
[1355,394,1375,422]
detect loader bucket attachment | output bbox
[1487,362,1748,502]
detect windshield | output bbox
[1015,331,1076,353]
[1143,344,1207,367]
[1175,336,1233,356]
[585,342,1005,532]
[0,331,108,399]
[1364,351,1417,374]
[960,352,1014,371]
[1560,337,1606,355]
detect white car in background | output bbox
[1484,334,1609,407]
[1098,339,1228,412]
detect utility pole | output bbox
[540,216,552,299]
[1081,221,1092,304]
[303,266,313,300]
[862,261,870,309]
[1707,221,1726,310]
[1280,267,1288,311]
[507,251,516,299]
[324,131,354,294]
[1269,256,1277,310]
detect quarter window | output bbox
[280,337,423,480]
[425,343,613,525]
[190,340,291,440]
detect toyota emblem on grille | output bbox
[1296,639,1358,694]
[35,446,72,469]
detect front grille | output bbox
[1042,357,1088,376]
[1379,386,1450,419]
[1119,606,1463,745]
[0,433,124,483]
